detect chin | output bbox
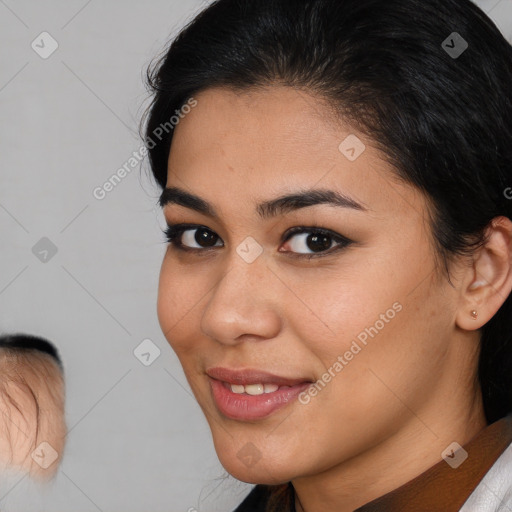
[220,457,294,486]
[211,433,301,485]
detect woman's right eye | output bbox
[163,224,223,253]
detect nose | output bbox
[200,251,282,346]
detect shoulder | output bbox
[460,441,512,511]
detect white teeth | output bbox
[264,383,279,393]
[229,383,280,394]
[245,383,264,395]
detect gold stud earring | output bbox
[470,310,478,319]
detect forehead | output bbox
[170,85,339,159]
[166,85,422,223]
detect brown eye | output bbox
[165,225,223,249]
[164,224,352,259]
[189,228,219,247]
[185,227,220,248]
[281,227,353,258]
[286,232,333,253]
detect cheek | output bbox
[156,256,198,354]
[305,271,450,423]
[285,246,442,403]
[278,263,395,362]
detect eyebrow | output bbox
[159,186,367,219]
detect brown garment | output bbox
[234,413,512,512]
[356,413,512,511]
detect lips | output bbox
[206,367,311,387]
[206,366,313,421]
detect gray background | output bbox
[0,1,511,511]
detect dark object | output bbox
[233,484,273,512]
[0,334,63,370]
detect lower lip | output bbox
[209,378,311,421]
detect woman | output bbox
[142,0,512,510]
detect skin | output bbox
[156,85,512,512]
[0,351,66,480]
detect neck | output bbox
[292,389,487,512]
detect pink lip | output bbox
[206,367,312,421]
[206,367,311,387]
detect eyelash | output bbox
[162,223,353,260]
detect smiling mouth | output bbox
[206,367,314,421]
[205,366,312,387]
[222,381,291,395]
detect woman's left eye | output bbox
[163,224,353,259]
[281,227,353,258]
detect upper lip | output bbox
[206,367,312,387]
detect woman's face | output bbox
[157,86,469,484]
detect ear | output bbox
[456,216,512,331]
